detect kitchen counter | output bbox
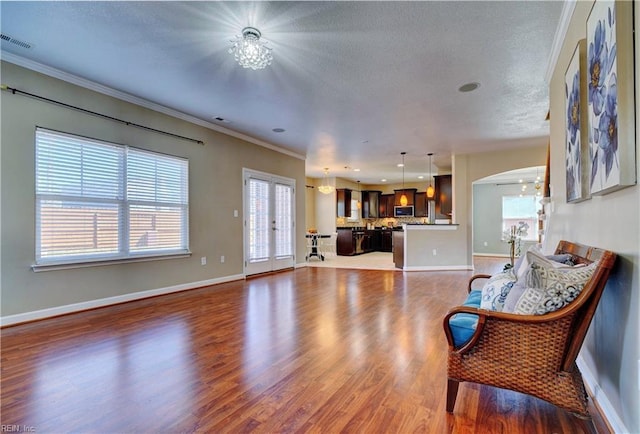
[394,223,471,271]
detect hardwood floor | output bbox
[1,258,605,433]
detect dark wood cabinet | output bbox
[337,228,355,255]
[434,175,452,219]
[337,228,391,255]
[414,192,427,217]
[381,231,393,252]
[379,194,395,217]
[367,230,382,251]
[361,190,381,219]
[336,188,352,218]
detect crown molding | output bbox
[0,51,305,161]
[545,0,577,84]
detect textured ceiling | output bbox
[0,1,562,184]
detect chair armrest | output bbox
[467,274,492,293]
[443,305,575,355]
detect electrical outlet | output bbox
[233,210,238,217]
[200,257,207,265]
[483,241,488,247]
[220,255,225,263]
[432,249,437,256]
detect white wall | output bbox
[546,1,639,431]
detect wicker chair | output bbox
[443,240,616,418]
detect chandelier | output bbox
[426,153,435,199]
[229,27,273,70]
[318,168,334,195]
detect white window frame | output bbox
[501,195,541,242]
[34,128,190,271]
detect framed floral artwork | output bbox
[564,40,590,203]
[586,0,636,195]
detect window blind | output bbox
[248,178,270,262]
[35,128,189,265]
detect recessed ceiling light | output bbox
[381,179,387,182]
[353,168,360,172]
[418,175,424,179]
[272,128,285,133]
[458,82,480,93]
[397,163,404,168]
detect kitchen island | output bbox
[393,224,472,271]
[336,227,393,255]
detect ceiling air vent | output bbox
[0,34,33,49]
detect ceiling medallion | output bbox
[229,27,273,70]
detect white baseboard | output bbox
[402,265,473,271]
[0,274,245,327]
[472,252,510,258]
[577,354,629,433]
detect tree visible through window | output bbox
[502,195,540,242]
[35,128,189,265]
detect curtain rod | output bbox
[1,84,204,146]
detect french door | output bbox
[243,169,296,276]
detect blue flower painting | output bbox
[564,42,584,202]
[587,0,620,194]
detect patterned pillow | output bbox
[515,245,577,281]
[510,258,598,315]
[480,270,516,311]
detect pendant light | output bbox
[400,152,408,206]
[356,180,362,209]
[426,153,435,199]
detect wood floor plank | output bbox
[1,259,603,433]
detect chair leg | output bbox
[446,379,460,413]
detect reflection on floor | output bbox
[305,252,508,274]
[305,251,396,271]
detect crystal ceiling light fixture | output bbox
[426,153,435,199]
[400,152,408,206]
[317,168,334,195]
[229,26,273,70]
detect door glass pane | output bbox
[249,178,270,262]
[274,183,292,258]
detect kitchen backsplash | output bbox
[336,216,428,228]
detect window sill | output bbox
[32,252,192,272]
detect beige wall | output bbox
[453,145,548,265]
[0,61,306,317]
[546,1,639,431]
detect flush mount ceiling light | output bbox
[426,153,435,199]
[229,27,273,70]
[400,152,408,206]
[317,168,334,195]
[458,82,480,93]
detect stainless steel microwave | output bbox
[394,205,414,217]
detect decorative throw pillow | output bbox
[514,245,578,281]
[510,258,598,315]
[480,270,516,311]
